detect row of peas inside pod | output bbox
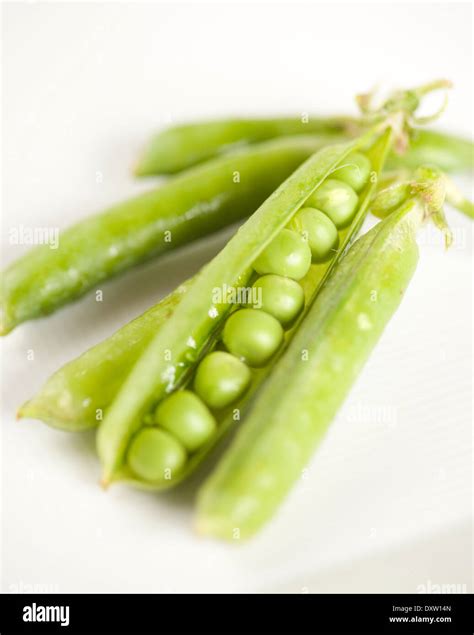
[126,152,372,484]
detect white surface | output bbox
[1,2,472,593]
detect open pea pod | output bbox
[98,127,393,488]
[196,192,436,540]
[15,134,381,434]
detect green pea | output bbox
[307,178,358,229]
[154,390,217,452]
[222,308,283,367]
[127,427,186,483]
[253,229,312,280]
[250,275,304,327]
[194,351,251,409]
[333,152,371,193]
[289,207,339,263]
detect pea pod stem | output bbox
[445,177,474,220]
[196,198,426,540]
[372,168,473,222]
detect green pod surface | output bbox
[370,182,412,219]
[18,282,191,430]
[135,117,350,175]
[386,129,474,173]
[96,129,391,487]
[136,118,473,176]
[196,199,424,540]
[1,135,327,335]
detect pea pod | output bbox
[385,129,474,174]
[136,118,473,176]
[0,135,327,335]
[97,129,391,486]
[195,196,431,540]
[18,281,192,431]
[135,117,351,175]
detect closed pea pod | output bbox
[385,128,474,174]
[1,135,327,335]
[135,116,474,177]
[135,117,349,175]
[196,190,440,539]
[18,281,193,431]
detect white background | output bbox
[1,1,472,593]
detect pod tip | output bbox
[194,513,243,543]
[194,515,210,536]
[0,321,11,336]
[17,401,33,421]
[0,305,14,336]
[132,160,145,177]
[100,476,110,490]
